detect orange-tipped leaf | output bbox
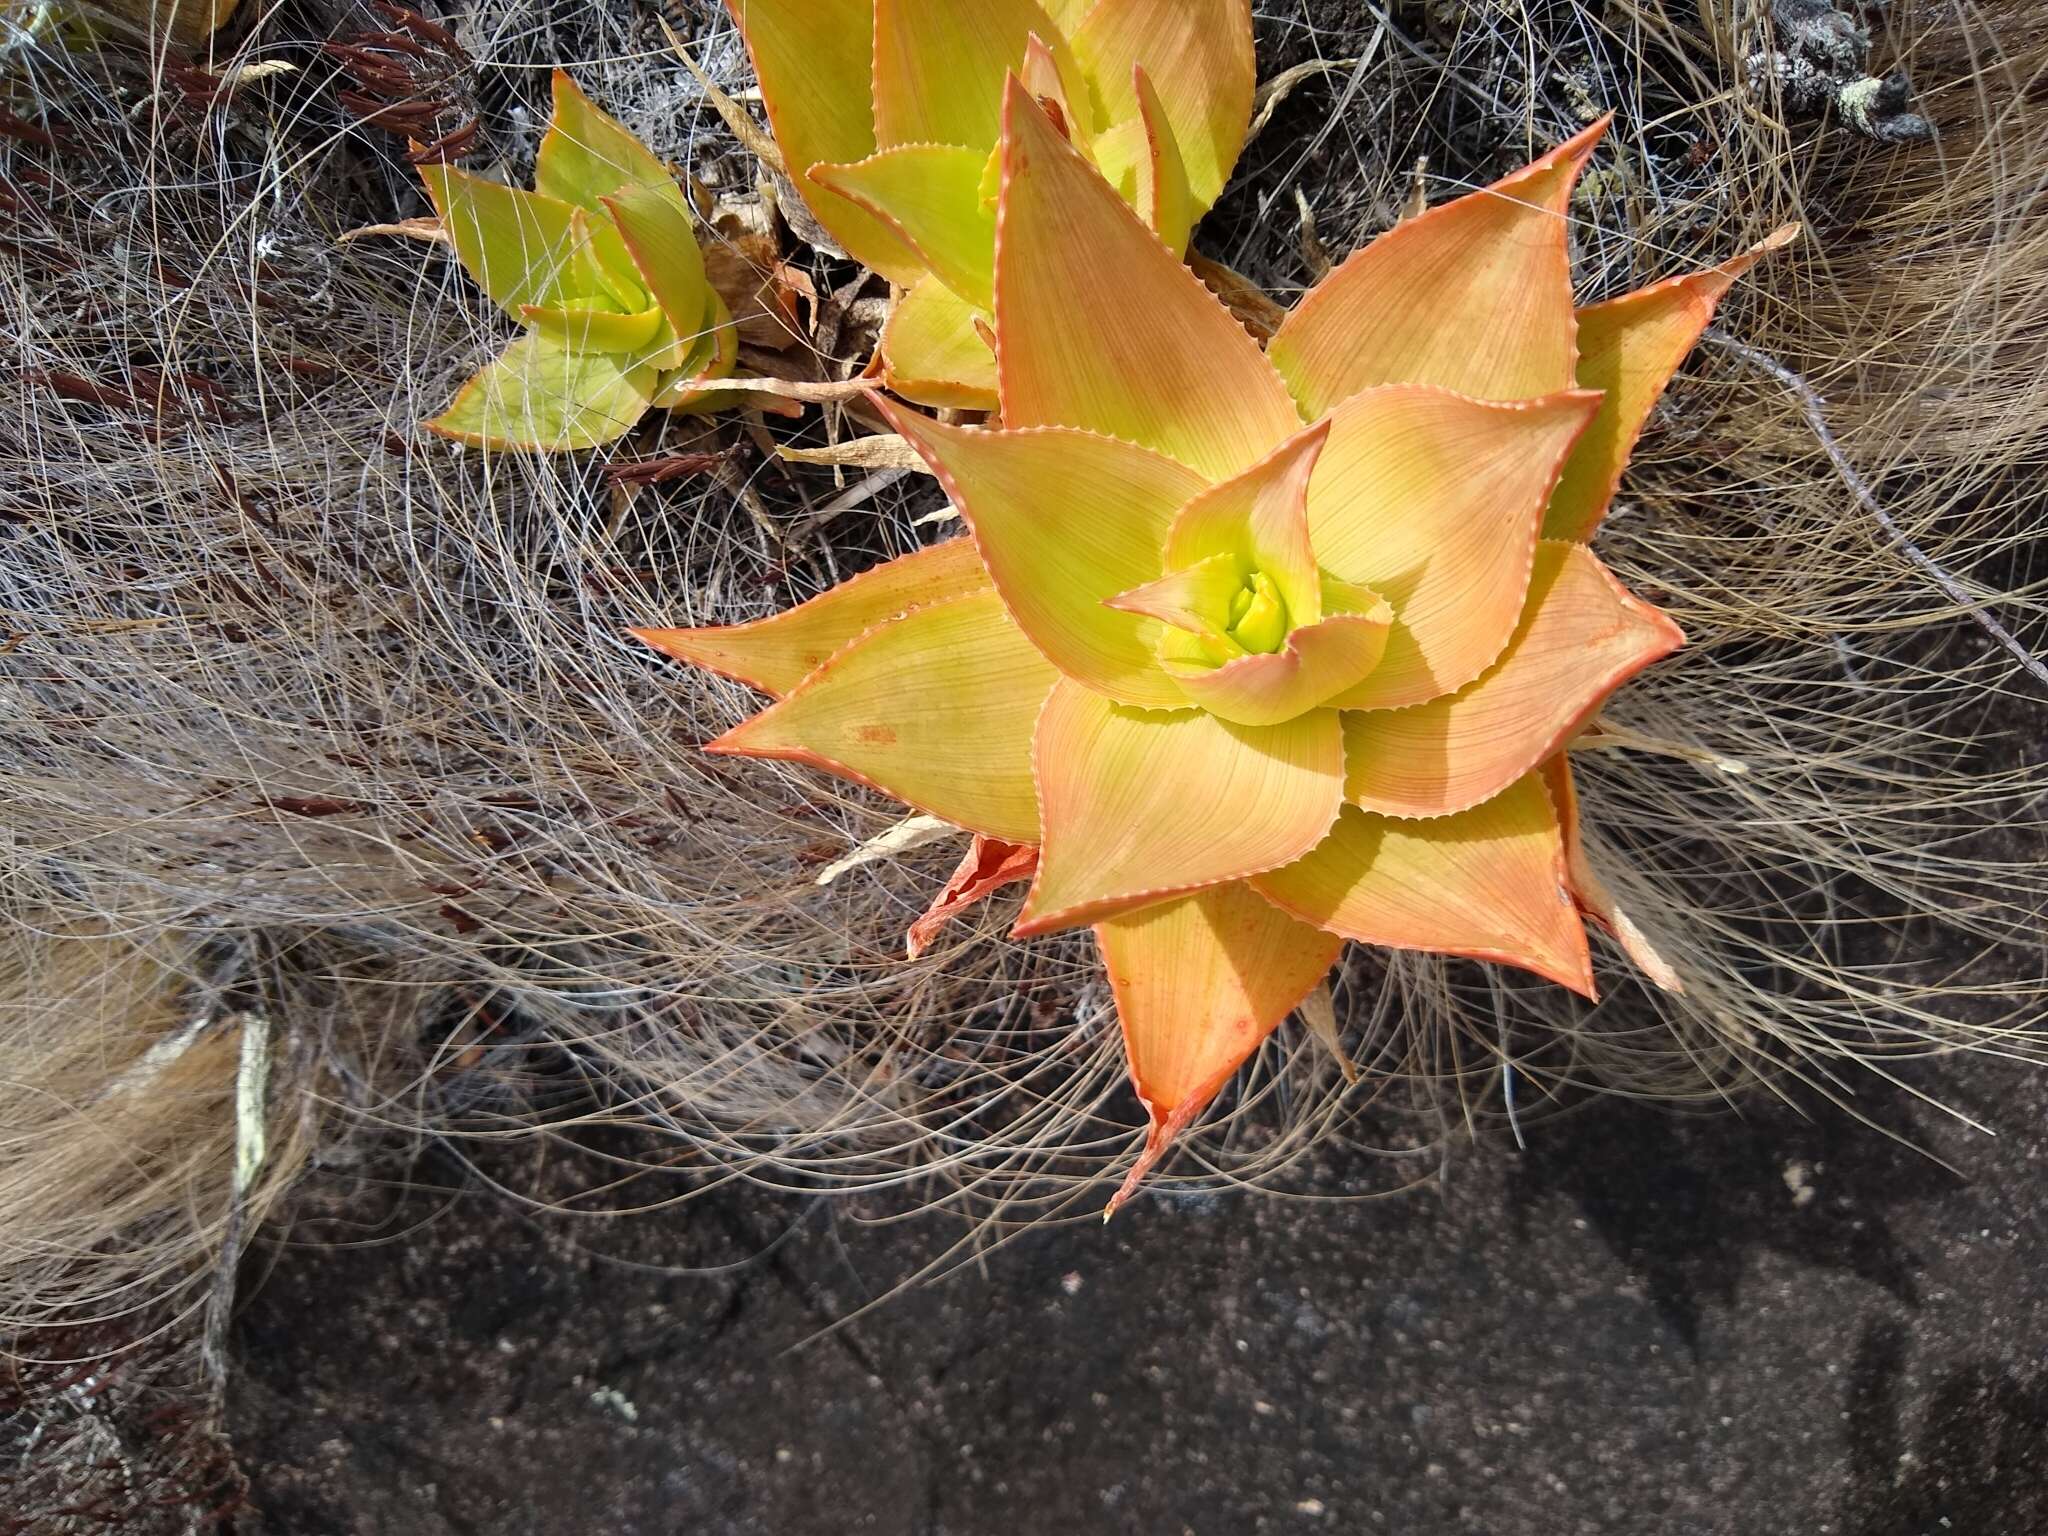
[1017,679,1345,934]
[1268,118,1608,418]
[995,79,1301,479]
[1545,224,1800,541]
[1098,879,1341,1213]
[630,537,991,698]
[1253,773,1594,996]
[709,589,1055,842]
[1342,540,1684,817]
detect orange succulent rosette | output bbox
[637,82,1793,1209]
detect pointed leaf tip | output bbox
[709,588,1056,843]
[996,78,1300,480]
[1097,880,1340,1213]
[1541,754,1685,993]
[537,69,678,212]
[629,537,991,698]
[1253,774,1594,998]
[1545,222,1801,542]
[1271,116,1608,416]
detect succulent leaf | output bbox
[1268,118,1608,418]
[1068,0,1255,213]
[536,69,680,212]
[881,402,1204,709]
[1163,609,1394,727]
[871,0,1067,149]
[1540,754,1685,993]
[602,181,714,344]
[880,276,1001,409]
[905,836,1040,959]
[1019,31,1095,152]
[424,331,656,451]
[517,299,669,356]
[631,537,991,698]
[649,290,741,411]
[722,0,924,281]
[1307,385,1603,711]
[995,80,1299,479]
[1016,679,1345,935]
[709,589,1055,842]
[1252,774,1595,997]
[811,144,998,311]
[1342,540,1685,818]
[1160,422,1328,628]
[1546,224,1802,541]
[418,165,589,314]
[1098,879,1342,1213]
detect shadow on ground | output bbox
[227,1053,2048,1536]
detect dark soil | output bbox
[227,1050,2048,1536]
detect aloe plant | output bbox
[638,84,1793,1208]
[725,0,1254,407]
[419,72,735,451]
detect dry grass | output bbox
[0,0,2042,1396]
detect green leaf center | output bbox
[1226,571,1288,655]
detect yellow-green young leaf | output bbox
[1268,118,1608,419]
[1098,880,1341,1213]
[881,275,999,410]
[536,69,679,212]
[649,291,740,411]
[1540,753,1685,993]
[1104,553,1247,642]
[425,332,656,451]
[996,80,1301,480]
[1164,421,1327,627]
[419,165,588,313]
[1165,607,1392,727]
[1133,65,1194,256]
[631,536,991,698]
[603,182,715,361]
[518,299,668,357]
[708,589,1056,843]
[871,0,1066,150]
[1016,679,1345,935]
[1020,31,1095,152]
[579,207,650,311]
[1342,540,1683,818]
[1086,64,1194,255]
[811,144,997,312]
[724,0,925,284]
[1252,773,1594,996]
[1070,0,1254,214]
[1545,224,1800,542]
[880,402,1206,709]
[1307,385,1602,711]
